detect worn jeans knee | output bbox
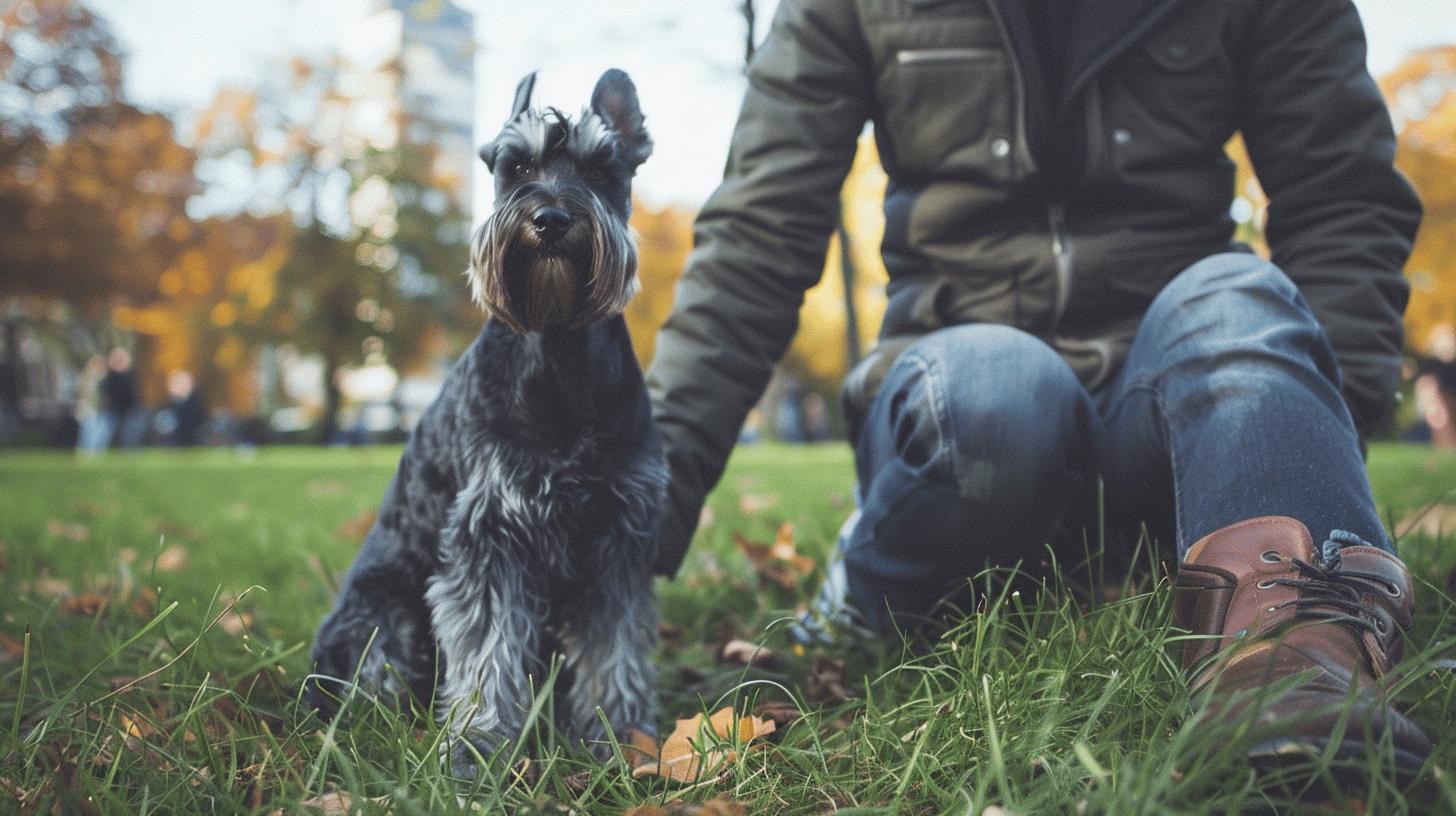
[1098,252,1385,554]
[844,324,1096,629]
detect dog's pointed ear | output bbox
[480,71,538,173]
[507,71,537,124]
[591,68,652,167]
[478,139,499,172]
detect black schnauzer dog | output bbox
[306,69,665,774]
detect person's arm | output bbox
[1238,0,1422,438]
[646,0,872,575]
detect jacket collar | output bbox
[991,0,1189,116]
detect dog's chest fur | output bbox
[395,316,657,583]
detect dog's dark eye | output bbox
[511,161,533,176]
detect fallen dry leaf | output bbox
[24,575,73,599]
[307,479,347,498]
[217,594,255,636]
[751,701,803,735]
[146,517,202,544]
[657,620,685,643]
[46,518,90,542]
[623,728,661,765]
[219,610,255,636]
[335,511,377,542]
[715,639,779,669]
[734,522,815,591]
[625,797,748,816]
[155,544,189,572]
[270,791,388,815]
[60,593,110,617]
[630,707,776,784]
[804,656,853,706]
[1395,502,1456,539]
[736,492,778,516]
[130,587,159,619]
[0,632,24,663]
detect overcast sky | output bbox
[91,0,1456,211]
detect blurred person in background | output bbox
[156,369,207,447]
[74,354,109,455]
[1410,324,1456,449]
[100,347,145,449]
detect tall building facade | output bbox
[341,0,477,209]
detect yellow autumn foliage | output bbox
[784,135,890,387]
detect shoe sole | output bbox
[1247,736,1428,792]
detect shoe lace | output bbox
[1266,530,1390,640]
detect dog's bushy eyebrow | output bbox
[566,111,616,163]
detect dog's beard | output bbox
[469,186,639,334]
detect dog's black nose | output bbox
[531,207,573,242]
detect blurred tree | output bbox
[626,199,695,368]
[782,135,889,389]
[190,54,476,439]
[0,107,198,306]
[1,0,194,306]
[0,0,123,143]
[1381,46,1456,354]
[1,0,198,432]
[113,214,290,412]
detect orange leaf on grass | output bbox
[61,593,110,617]
[155,544,189,572]
[734,522,815,591]
[0,633,24,663]
[335,510,378,543]
[716,639,780,669]
[630,707,776,783]
[46,518,91,542]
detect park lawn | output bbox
[0,443,1452,814]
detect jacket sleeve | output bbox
[645,0,872,576]
[1238,0,1421,438]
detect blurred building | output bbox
[341,0,477,208]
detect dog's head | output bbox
[470,69,652,334]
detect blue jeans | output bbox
[840,253,1388,633]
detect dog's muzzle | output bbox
[469,186,638,334]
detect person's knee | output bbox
[1141,254,1343,418]
[1148,254,1313,337]
[881,324,1092,500]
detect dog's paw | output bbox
[444,732,510,780]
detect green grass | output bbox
[0,443,1453,814]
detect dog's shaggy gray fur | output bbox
[305,69,665,776]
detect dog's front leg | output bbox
[561,554,656,760]
[561,472,662,759]
[426,485,546,777]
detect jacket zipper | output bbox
[896,47,1000,65]
[1048,203,1072,327]
[1048,203,1115,385]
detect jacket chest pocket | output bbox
[1104,0,1237,163]
[869,5,1014,183]
[877,46,1015,181]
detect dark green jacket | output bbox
[646,0,1422,576]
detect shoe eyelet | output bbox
[1260,550,1283,563]
[1383,582,1401,598]
[1256,579,1277,590]
[1375,619,1388,634]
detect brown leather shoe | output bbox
[1173,516,1431,775]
